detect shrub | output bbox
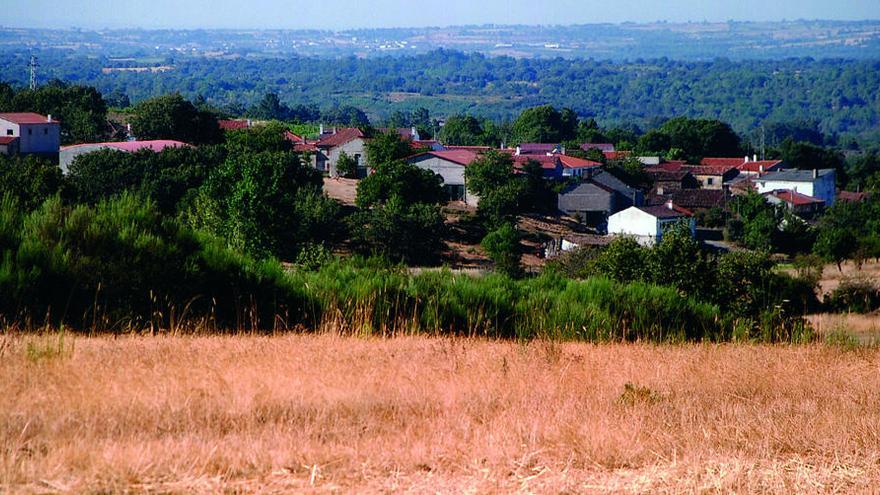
[0,193,314,331]
[187,150,326,259]
[336,151,357,178]
[825,276,880,314]
[349,197,446,265]
[481,222,523,278]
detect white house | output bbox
[316,127,369,178]
[407,149,480,206]
[607,202,695,246]
[0,112,61,158]
[755,169,836,206]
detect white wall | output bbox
[410,155,479,206]
[0,119,61,155]
[756,175,836,206]
[607,207,659,241]
[327,138,367,177]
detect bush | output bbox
[187,150,326,259]
[825,276,880,314]
[0,154,64,211]
[0,193,314,331]
[481,222,523,278]
[349,197,446,265]
[336,151,357,178]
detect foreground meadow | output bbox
[2,334,879,493]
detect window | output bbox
[5,130,11,136]
[707,178,714,185]
[44,128,48,135]
[354,154,361,164]
[28,129,32,135]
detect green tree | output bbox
[349,196,445,265]
[250,93,290,121]
[365,131,416,169]
[130,93,222,145]
[224,122,292,154]
[336,151,357,178]
[481,222,523,278]
[189,151,325,258]
[0,155,64,211]
[355,160,446,208]
[813,201,862,270]
[512,105,577,143]
[439,115,484,146]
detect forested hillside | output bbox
[2,50,878,146]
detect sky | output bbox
[5,0,880,30]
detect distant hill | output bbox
[1,20,879,60]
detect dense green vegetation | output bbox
[2,51,879,146]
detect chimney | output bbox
[47,114,52,122]
[246,119,252,127]
[515,145,521,156]
[560,144,566,155]
[666,199,674,210]
[744,155,749,163]
[759,164,765,174]
[753,154,758,162]
[319,124,324,135]
[813,169,818,179]
[411,126,418,140]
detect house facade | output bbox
[683,165,739,189]
[607,203,695,246]
[0,113,61,158]
[763,189,825,218]
[755,169,836,206]
[557,169,643,229]
[317,128,369,178]
[407,150,480,206]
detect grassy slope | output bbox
[2,334,879,493]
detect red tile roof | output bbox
[764,189,824,206]
[670,189,728,209]
[317,128,367,148]
[0,112,58,125]
[638,203,693,218]
[512,154,561,170]
[218,119,250,131]
[0,136,18,145]
[684,164,737,176]
[581,143,615,152]
[61,140,191,153]
[293,143,319,153]
[838,190,872,203]
[603,151,631,160]
[411,140,440,150]
[739,160,783,173]
[558,155,602,170]
[444,145,493,152]
[700,157,746,167]
[409,150,480,167]
[646,162,685,173]
[284,131,306,144]
[518,143,560,154]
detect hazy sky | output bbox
[5,0,880,30]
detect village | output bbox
[2,110,860,270]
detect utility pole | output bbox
[29,55,38,91]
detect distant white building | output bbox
[607,202,695,246]
[755,169,836,206]
[0,112,61,158]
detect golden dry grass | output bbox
[808,313,880,345]
[2,334,880,493]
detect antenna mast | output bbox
[29,55,39,91]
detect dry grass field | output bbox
[2,333,880,494]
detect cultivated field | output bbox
[2,334,879,493]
